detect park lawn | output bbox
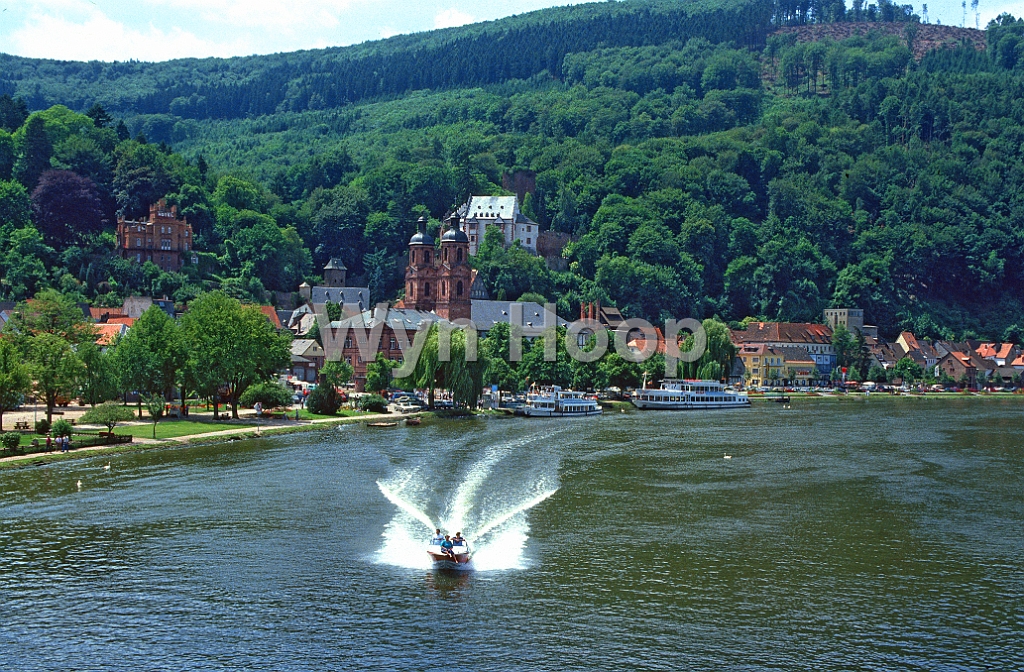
[119,419,257,440]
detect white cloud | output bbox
[140,0,352,30]
[8,10,252,61]
[434,8,474,29]
[379,26,401,39]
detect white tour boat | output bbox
[520,386,603,417]
[631,379,750,410]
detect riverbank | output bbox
[0,410,425,470]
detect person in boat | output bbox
[432,529,444,545]
[439,534,456,560]
[452,532,466,547]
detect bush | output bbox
[80,401,136,432]
[35,419,51,434]
[0,432,21,452]
[359,394,389,413]
[306,385,342,415]
[239,381,294,409]
[51,419,74,438]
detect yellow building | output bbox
[737,344,784,387]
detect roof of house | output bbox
[256,306,282,329]
[773,346,815,364]
[309,286,370,308]
[977,342,1018,360]
[324,258,347,271]
[95,323,128,346]
[1013,355,1024,367]
[470,300,570,331]
[106,317,136,327]
[332,307,448,332]
[626,328,666,355]
[730,322,833,345]
[290,338,324,358]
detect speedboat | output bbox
[427,538,472,569]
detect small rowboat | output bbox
[367,422,398,427]
[405,416,422,426]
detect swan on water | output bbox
[724,454,732,459]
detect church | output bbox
[326,215,567,390]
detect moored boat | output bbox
[427,538,472,568]
[518,386,603,417]
[631,379,750,410]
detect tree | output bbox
[239,381,294,409]
[831,323,856,369]
[893,357,923,385]
[0,339,31,431]
[363,353,395,394]
[13,115,52,191]
[77,340,118,407]
[109,305,183,418]
[80,401,136,433]
[31,170,109,246]
[142,393,165,439]
[397,323,487,408]
[4,288,95,345]
[180,292,292,419]
[26,333,84,423]
[306,384,343,415]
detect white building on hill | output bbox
[455,195,539,256]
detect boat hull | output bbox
[427,550,472,568]
[521,407,603,417]
[631,399,750,410]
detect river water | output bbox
[2,399,1022,670]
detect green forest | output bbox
[1,0,1022,342]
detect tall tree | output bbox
[31,170,106,246]
[0,338,32,431]
[26,332,84,424]
[13,116,52,192]
[180,292,291,418]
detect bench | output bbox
[14,421,30,430]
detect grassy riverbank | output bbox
[0,410,425,470]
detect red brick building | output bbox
[405,215,472,321]
[116,199,194,272]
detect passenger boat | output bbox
[427,538,472,568]
[519,386,603,417]
[630,379,750,410]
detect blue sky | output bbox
[0,1,1015,63]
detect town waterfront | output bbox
[2,400,1022,670]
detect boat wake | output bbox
[374,428,562,572]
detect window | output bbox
[136,238,142,247]
[422,250,430,264]
[443,248,449,262]
[344,337,353,348]
[424,282,431,296]
[161,239,171,250]
[389,336,397,350]
[456,281,463,297]
[527,238,531,245]
[456,248,463,263]
[470,235,476,242]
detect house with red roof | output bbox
[730,322,836,380]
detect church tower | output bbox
[405,217,437,312]
[435,214,473,321]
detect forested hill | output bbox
[4,0,1024,344]
[0,0,772,121]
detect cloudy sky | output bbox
[0,1,1017,63]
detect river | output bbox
[2,399,1022,670]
